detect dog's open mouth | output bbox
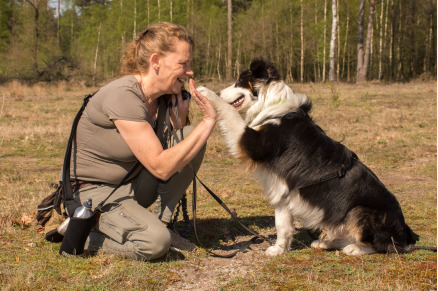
[229,95,245,108]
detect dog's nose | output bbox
[216,91,221,97]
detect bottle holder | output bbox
[59,214,98,256]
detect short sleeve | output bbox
[102,87,148,122]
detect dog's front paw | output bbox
[265,245,287,257]
[196,86,218,101]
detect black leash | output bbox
[191,174,269,258]
[168,101,270,258]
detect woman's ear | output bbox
[150,53,160,71]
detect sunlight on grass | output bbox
[0,81,436,290]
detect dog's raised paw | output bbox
[196,86,217,101]
[265,245,286,257]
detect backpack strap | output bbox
[59,92,96,216]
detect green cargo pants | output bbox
[75,126,205,260]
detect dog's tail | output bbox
[387,244,437,253]
[405,245,437,252]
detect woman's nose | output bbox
[186,66,194,76]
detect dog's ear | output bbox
[250,57,280,82]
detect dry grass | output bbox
[0,80,436,290]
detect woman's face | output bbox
[157,39,193,95]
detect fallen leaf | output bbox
[14,213,34,228]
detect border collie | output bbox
[197,57,426,256]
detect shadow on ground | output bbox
[170,215,321,253]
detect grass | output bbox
[0,80,436,290]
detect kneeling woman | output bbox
[67,22,217,260]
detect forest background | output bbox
[0,0,436,85]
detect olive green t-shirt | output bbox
[71,75,152,184]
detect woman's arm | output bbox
[114,79,217,181]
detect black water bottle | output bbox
[59,198,97,256]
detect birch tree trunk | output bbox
[314,0,319,82]
[288,2,294,82]
[336,0,340,81]
[170,0,173,23]
[369,21,374,80]
[356,0,365,82]
[300,0,304,82]
[133,0,137,39]
[322,0,327,82]
[120,0,125,44]
[226,0,232,80]
[329,0,337,82]
[342,1,349,81]
[93,22,102,84]
[362,0,375,81]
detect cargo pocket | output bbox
[96,203,147,244]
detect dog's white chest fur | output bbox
[254,165,324,229]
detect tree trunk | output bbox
[378,0,384,81]
[288,2,294,83]
[389,0,394,81]
[396,0,403,80]
[93,22,102,83]
[322,0,327,82]
[226,0,232,80]
[314,0,319,82]
[342,1,349,81]
[329,0,337,82]
[363,0,375,81]
[336,0,340,81]
[217,35,222,81]
[57,0,60,46]
[133,0,137,39]
[409,1,416,78]
[424,13,433,73]
[170,0,173,23]
[300,0,304,82]
[356,0,375,83]
[369,20,374,80]
[356,0,365,82]
[206,16,212,78]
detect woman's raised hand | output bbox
[189,79,217,125]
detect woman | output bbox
[69,22,217,260]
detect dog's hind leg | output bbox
[266,206,295,257]
[197,86,247,158]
